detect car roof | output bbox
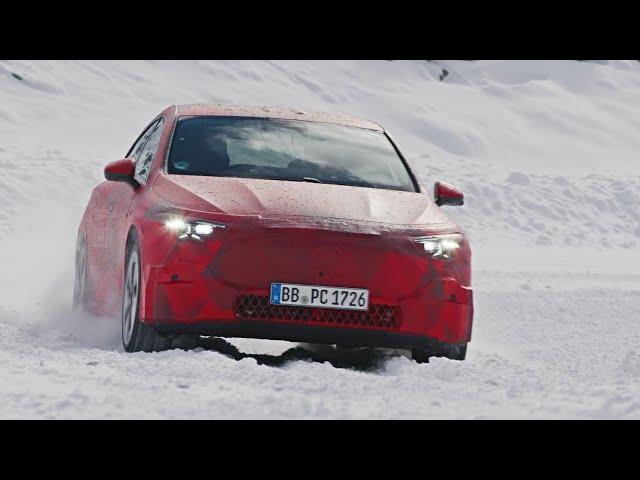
[174,104,385,131]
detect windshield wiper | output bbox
[299,176,380,189]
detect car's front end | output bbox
[136,198,472,358]
[124,107,474,358]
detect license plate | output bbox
[270,283,369,311]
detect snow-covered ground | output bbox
[0,60,639,418]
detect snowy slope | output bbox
[0,60,639,418]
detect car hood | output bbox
[152,174,458,233]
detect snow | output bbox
[1,60,639,418]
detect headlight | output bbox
[415,234,463,260]
[164,217,225,241]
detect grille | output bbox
[234,295,401,329]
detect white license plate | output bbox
[270,283,369,311]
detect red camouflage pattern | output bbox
[78,105,473,346]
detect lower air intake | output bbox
[234,295,401,329]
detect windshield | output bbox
[167,116,417,192]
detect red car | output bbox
[74,104,473,361]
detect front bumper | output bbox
[139,219,473,346]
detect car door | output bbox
[89,120,159,307]
[103,118,165,309]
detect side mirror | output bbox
[104,158,138,188]
[434,181,464,206]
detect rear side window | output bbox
[133,118,164,184]
[128,123,155,162]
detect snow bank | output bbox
[2,60,640,250]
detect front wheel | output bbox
[122,234,173,352]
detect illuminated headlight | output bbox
[165,217,225,240]
[415,234,463,260]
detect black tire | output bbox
[171,334,201,351]
[412,343,467,363]
[72,233,88,311]
[121,232,174,353]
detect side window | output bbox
[128,125,154,162]
[134,119,164,184]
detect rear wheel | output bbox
[412,343,467,363]
[122,234,174,353]
[72,234,88,310]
